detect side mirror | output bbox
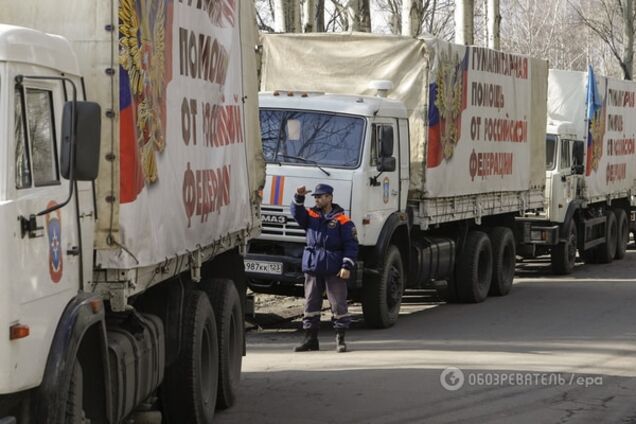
[379,126,394,157]
[571,164,584,175]
[571,140,585,175]
[377,156,396,172]
[61,101,101,181]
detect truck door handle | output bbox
[391,190,399,196]
[67,246,80,256]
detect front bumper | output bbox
[517,220,560,245]
[245,241,363,293]
[245,252,305,286]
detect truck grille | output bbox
[261,206,306,241]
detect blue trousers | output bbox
[302,273,351,330]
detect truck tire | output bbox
[66,360,89,424]
[488,227,515,296]
[362,245,404,329]
[456,231,492,303]
[614,208,629,260]
[162,290,218,424]
[550,220,577,275]
[200,278,243,410]
[597,211,617,264]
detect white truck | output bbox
[0,1,264,423]
[245,33,548,328]
[517,69,636,273]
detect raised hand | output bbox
[296,185,310,196]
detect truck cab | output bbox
[246,88,409,299]
[0,25,96,399]
[518,118,628,274]
[543,122,586,224]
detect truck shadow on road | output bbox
[214,366,636,424]
[228,260,636,424]
[246,270,636,359]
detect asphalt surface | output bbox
[215,248,636,424]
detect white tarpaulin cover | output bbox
[548,69,636,201]
[98,0,264,268]
[595,77,636,199]
[547,69,587,140]
[0,0,265,270]
[260,33,547,199]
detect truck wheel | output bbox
[362,245,404,329]
[614,208,629,260]
[456,231,492,303]
[162,290,218,423]
[488,227,516,296]
[200,278,243,410]
[597,211,617,263]
[66,360,89,424]
[550,220,577,275]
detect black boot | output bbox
[336,329,347,353]
[294,329,319,352]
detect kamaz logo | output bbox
[262,214,287,225]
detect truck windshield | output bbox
[260,109,365,168]
[546,135,557,171]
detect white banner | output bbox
[424,40,535,197]
[106,0,251,268]
[586,77,636,199]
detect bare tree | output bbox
[500,0,585,69]
[570,0,636,79]
[455,0,474,44]
[317,0,326,31]
[326,0,349,31]
[274,0,286,31]
[622,0,633,79]
[289,0,302,32]
[428,0,456,39]
[258,0,456,37]
[375,0,401,34]
[374,0,454,37]
[486,0,500,49]
[255,0,276,32]
[304,0,318,31]
[274,0,301,32]
[348,0,372,31]
[360,0,373,31]
[402,0,424,36]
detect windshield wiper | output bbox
[277,154,331,176]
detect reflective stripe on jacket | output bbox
[290,195,359,275]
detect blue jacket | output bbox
[290,195,359,275]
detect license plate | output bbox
[244,260,283,275]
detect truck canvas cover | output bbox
[2,0,265,269]
[260,33,547,200]
[548,69,636,202]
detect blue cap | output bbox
[312,183,334,196]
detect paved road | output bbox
[216,249,636,424]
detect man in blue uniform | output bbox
[290,183,359,353]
